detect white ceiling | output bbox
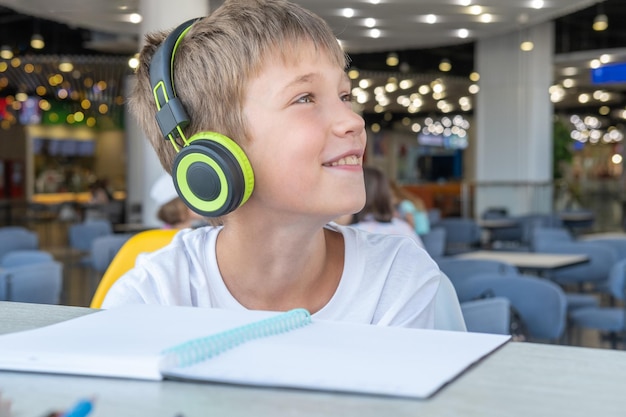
[0,0,599,53]
[1,0,624,119]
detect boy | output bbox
[102,0,440,328]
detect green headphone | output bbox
[149,18,254,217]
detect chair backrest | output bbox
[68,220,113,252]
[0,261,63,304]
[0,230,39,260]
[90,229,178,308]
[539,241,617,286]
[460,297,511,335]
[457,273,567,341]
[90,234,134,272]
[433,272,467,331]
[435,217,481,255]
[421,227,446,260]
[530,226,573,252]
[0,249,54,268]
[606,258,626,301]
[518,214,563,245]
[437,258,517,300]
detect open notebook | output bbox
[0,304,509,399]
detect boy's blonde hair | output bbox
[130,0,348,174]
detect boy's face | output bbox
[242,42,366,221]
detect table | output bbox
[2,302,626,417]
[454,250,589,274]
[579,232,626,241]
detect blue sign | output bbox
[591,62,626,84]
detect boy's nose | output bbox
[332,104,366,138]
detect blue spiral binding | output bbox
[160,308,312,369]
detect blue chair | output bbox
[569,258,626,349]
[68,220,114,265]
[434,217,482,255]
[530,226,573,251]
[420,227,446,261]
[1,250,54,268]
[90,233,134,273]
[455,273,568,342]
[517,213,563,248]
[437,258,517,300]
[0,261,63,304]
[461,297,511,335]
[0,229,39,260]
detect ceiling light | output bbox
[593,2,608,31]
[386,53,399,67]
[30,34,45,49]
[369,28,381,38]
[342,8,355,18]
[593,14,608,31]
[459,0,472,6]
[469,5,482,15]
[365,18,376,28]
[457,28,469,38]
[480,13,493,23]
[439,59,452,72]
[520,41,534,51]
[531,0,544,9]
[0,46,13,60]
[426,14,437,24]
[129,13,142,24]
[59,60,74,72]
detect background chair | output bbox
[437,258,518,297]
[90,229,177,308]
[420,227,446,261]
[68,219,114,266]
[460,297,512,335]
[434,217,482,255]
[0,261,63,304]
[90,234,134,274]
[0,249,54,268]
[0,229,39,260]
[454,273,568,342]
[569,258,626,349]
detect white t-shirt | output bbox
[352,217,424,248]
[102,223,440,328]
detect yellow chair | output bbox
[90,229,178,308]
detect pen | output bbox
[61,399,94,417]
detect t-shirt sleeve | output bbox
[373,242,441,328]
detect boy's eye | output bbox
[341,93,354,102]
[296,94,314,103]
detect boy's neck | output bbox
[215,226,344,313]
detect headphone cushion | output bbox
[173,132,254,217]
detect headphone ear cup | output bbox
[172,131,254,217]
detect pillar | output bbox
[473,22,554,217]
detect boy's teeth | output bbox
[330,156,358,166]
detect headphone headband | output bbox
[150,18,201,141]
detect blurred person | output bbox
[150,174,209,229]
[352,167,424,248]
[389,181,430,235]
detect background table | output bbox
[2,302,626,417]
[456,250,589,274]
